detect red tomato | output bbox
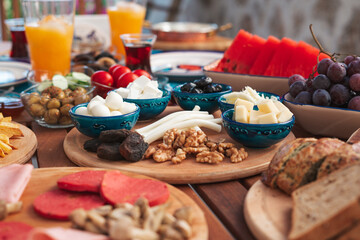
[91,70,113,86]
[115,72,138,88]
[132,69,151,79]
[112,66,131,85]
[108,64,123,75]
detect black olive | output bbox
[213,84,223,92]
[194,76,213,88]
[180,82,196,92]
[190,88,203,94]
[203,84,214,93]
[94,51,116,61]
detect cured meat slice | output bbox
[233,35,266,74]
[249,35,281,75]
[0,222,33,240]
[57,170,106,193]
[27,227,109,240]
[0,164,33,203]
[263,37,298,77]
[33,189,105,220]
[100,171,169,207]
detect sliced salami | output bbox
[0,221,33,240]
[33,189,105,220]
[57,170,106,193]
[100,170,169,206]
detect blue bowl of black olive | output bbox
[172,77,232,113]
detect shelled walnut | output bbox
[145,128,248,165]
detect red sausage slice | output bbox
[33,189,105,220]
[57,170,106,193]
[0,222,33,240]
[100,170,169,207]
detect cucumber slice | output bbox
[52,74,68,90]
[37,81,53,92]
[72,72,90,83]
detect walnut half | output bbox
[196,151,224,164]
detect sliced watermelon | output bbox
[249,35,280,75]
[233,35,266,74]
[263,37,298,77]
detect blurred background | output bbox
[1,0,360,54]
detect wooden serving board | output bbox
[5,167,208,240]
[64,107,295,184]
[0,123,37,167]
[244,180,291,240]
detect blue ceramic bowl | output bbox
[69,103,140,137]
[218,91,280,113]
[123,89,171,120]
[222,109,295,148]
[172,84,232,113]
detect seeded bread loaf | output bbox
[289,164,360,240]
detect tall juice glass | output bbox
[107,0,147,59]
[22,0,75,82]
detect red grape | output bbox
[317,58,333,75]
[289,81,306,98]
[327,62,346,83]
[344,56,357,65]
[312,74,331,90]
[347,60,360,76]
[348,96,360,110]
[312,89,331,106]
[294,91,312,104]
[349,73,360,91]
[329,84,350,106]
[288,74,306,87]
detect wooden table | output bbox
[11,106,314,240]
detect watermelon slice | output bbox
[263,37,298,77]
[33,189,105,220]
[249,36,280,75]
[57,170,106,193]
[217,29,253,72]
[234,35,266,74]
[100,170,169,207]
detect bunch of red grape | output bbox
[288,56,360,110]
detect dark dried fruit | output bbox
[119,132,148,162]
[97,142,124,161]
[99,129,131,143]
[84,138,102,152]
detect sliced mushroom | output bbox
[93,205,113,217]
[87,210,107,233]
[158,225,183,240]
[0,200,22,220]
[174,206,193,223]
[69,208,88,228]
[109,219,159,240]
[173,219,192,238]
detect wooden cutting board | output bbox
[244,180,291,240]
[4,167,208,240]
[64,107,295,184]
[0,123,37,166]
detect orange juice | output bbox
[107,2,146,57]
[25,15,73,80]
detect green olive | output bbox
[61,96,74,105]
[29,103,45,117]
[63,89,72,97]
[44,109,60,124]
[74,94,89,106]
[40,95,51,106]
[28,95,41,105]
[60,104,74,116]
[59,115,73,125]
[47,98,61,109]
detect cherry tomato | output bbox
[115,72,138,88]
[112,66,131,85]
[108,64,123,75]
[91,70,113,86]
[132,69,151,79]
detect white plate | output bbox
[0,61,31,87]
[151,51,223,81]
[204,59,289,96]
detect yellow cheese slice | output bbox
[249,110,263,124]
[257,100,280,114]
[257,112,278,124]
[234,105,249,123]
[235,98,254,112]
[277,109,294,123]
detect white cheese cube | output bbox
[277,109,293,123]
[90,104,111,117]
[75,106,89,116]
[105,91,123,110]
[150,80,159,88]
[139,84,163,99]
[272,100,288,112]
[133,75,151,86]
[115,88,130,98]
[257,100,280,114]
[249,110,263,124]
[235,98,254,112]
[127,87,142,99]
[120,102,137,114]
[257,112,278,124]
[234,105,249,123]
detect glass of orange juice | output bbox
[22,0,75,82]
[107,0,147,59]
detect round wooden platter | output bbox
[64,107,295,184]
[5,167,208,240]
[244,180,292,240]
[0,123,37,167]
